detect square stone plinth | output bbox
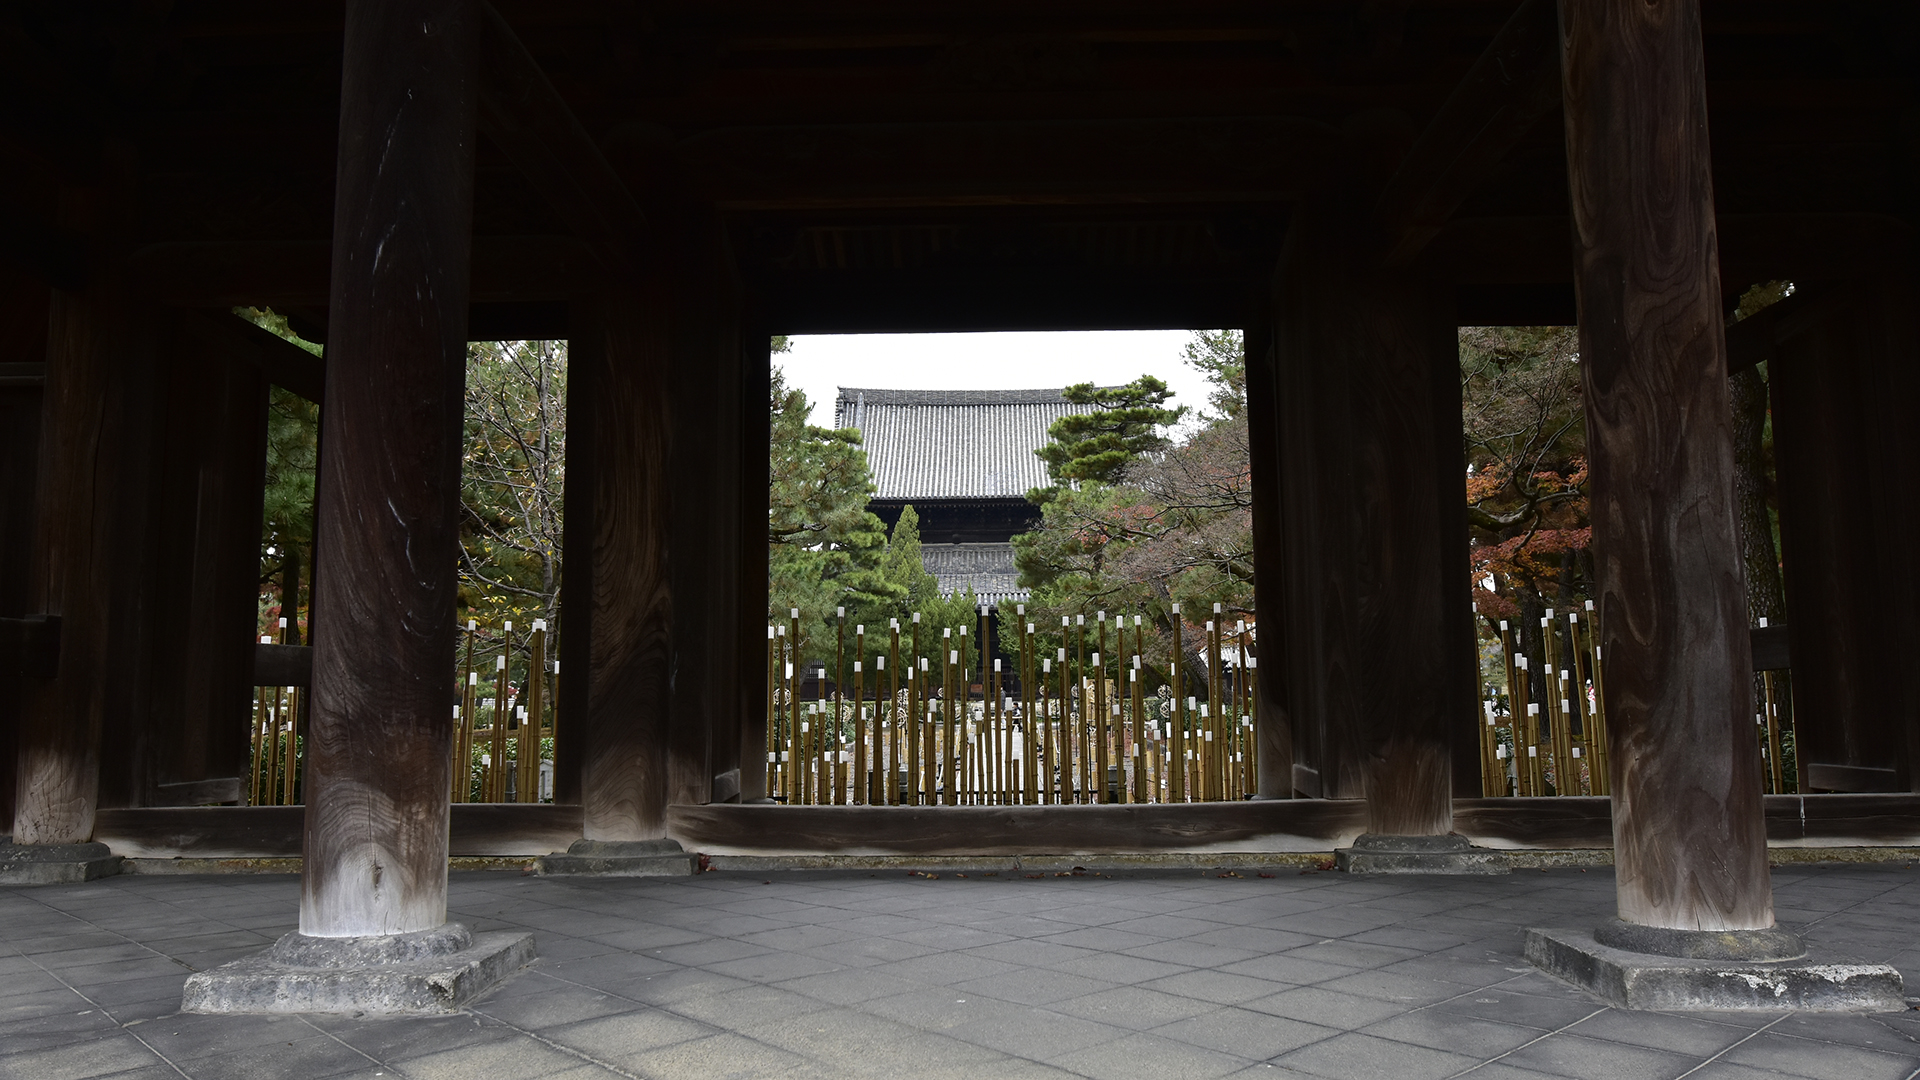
[1526,926,1905,1012]
[0,841,124,885]
[1335,833,1510,875]
[182,928,536,1015]
[536,838,698,876]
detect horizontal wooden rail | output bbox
[92,795,1920,859]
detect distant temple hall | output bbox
[835,388,1094,605]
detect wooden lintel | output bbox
[253,642,312,687]
[126,234,598,309]
[0,614,60,678]
[79,795,1920,858]
[151,778,243,807]
[1422,213,1914,289]
[677,116,1339,206]
[174,308,326,404]
[1750,623,1791,671]
[1373,0,1561,267]
[1724,287,1858,375]
[478,3,648,268]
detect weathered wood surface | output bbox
[666,802,1372,856]
[0,270,49,836]
[144,312,269,806]
[254,644,313,687]
[1420,213,1913,289]
[477,4,647,268]
[126,235,597,308]
[1372,0,1561,265]
[665,222,746,808]
[1770,281,1917,793]
[571,290,673,840]
[300,0,479,938]
[1240,322,1293,799]
[83,796,1920,858]
[96,804,583,858]
[1268,204,1474,832]
[1560,0,1772,931]
[15,242,164,842]
[173,308,326,404]
[736,323,773,802]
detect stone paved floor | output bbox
[5,863,1920,1080]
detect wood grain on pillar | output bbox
[572,291,673,839]
[1270,207,1471,834]
[300,0,478,938]
[16,247,164,844]
[1241,322,1294,799]
[1559,0,1772,930]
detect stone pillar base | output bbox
[1335,833,1509,875]
[0,840,125,885]
[536,838,699,876]
[182,923,535,1015]
[1526,926,1904,1012]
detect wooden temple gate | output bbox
[0,0,1911,953]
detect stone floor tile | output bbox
[388,1033,594,1080]
[1429,988,1610,1031]
[1153,1006,1341,1060]
[1275,1030,1485,1080]
[1239,986,1408,1030]
[1047,984,1218,1028]
[1720,1031,1920,1080]
[1042,1030,1256,1080]
[0,1032,163,1080]
[540,1009,715,1058]
[614,1031,819,1080]
[1496,1031,1701,1080]
[1565,1009,1757,1057]
[185,1034,379,1080]
[1138,968,1291,1006]
[1370,1009,1541,1061]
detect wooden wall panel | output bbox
[1771,281,1919,792]
[1268,205,1473,833]
[0,270,49,837]
[572,290,674,840]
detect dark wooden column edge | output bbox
[0,614,59,677]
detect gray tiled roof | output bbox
[921,542,1028,604]
[836,387,1094,500]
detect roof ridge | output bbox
[835,386,1102,407]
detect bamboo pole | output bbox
[489,622,511,803]
[1094,612,1109,803]
[853,623,865,805]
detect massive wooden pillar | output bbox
[0,269,51,837]
[1559,0,1773,931]
[737,319,773,803]
[1241,321,1294,799]
[14,248,164,845]
[567,287,673,840]
[143,313,271,808]
[300,0,478,937]
[1769,282,1920,793]
[1266,206,1474,832]
[667,225,747,807]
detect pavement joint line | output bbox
[461,1004,648,1080]
[2,937,192,1079]
[1439,1005,1611,1079]
[1669,1014,1789,1080]
[15,882,209,974]
[294,1014,415,1079]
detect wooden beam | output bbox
[173,308,326,404]
[126,234,598,309]
[1373,0,1562,266]
[1423,213,1915,289]
[1241,321,1293,799]
[677,116,1340,209]
[477,3,648,270]
[300,0,479,938]
[1560,0,1773,931]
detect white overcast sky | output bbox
[778,330,1216,433]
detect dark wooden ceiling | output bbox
[2,1,1912,332]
